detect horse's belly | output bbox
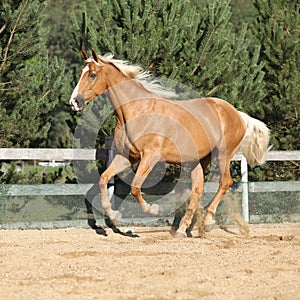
[123,133,212,164]
[113,113,217,163]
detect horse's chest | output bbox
[113,124,141,159]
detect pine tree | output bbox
[251,0,300,150]
[0,0,71,147]
[72,0,266,121]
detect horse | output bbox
[70,48,270,238]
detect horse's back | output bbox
[175,97,247,149]
[177,97,245,130]
[175,97,239,118]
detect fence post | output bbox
[241,155,249,222]
[105,137,115,207]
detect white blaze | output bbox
[69,65,90,110]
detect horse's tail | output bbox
[238,111,271,168]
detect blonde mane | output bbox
[87,53,177,99]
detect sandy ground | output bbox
[0,223,299,300]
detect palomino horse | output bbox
[70,48,270,237]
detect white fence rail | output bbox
[0,148,299,224]
[1,148,299,161]
[0,148,99,160]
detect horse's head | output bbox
[69,48,108,111]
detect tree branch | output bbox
[0,24,6,35]
[0,0,29,73]
[191,25,216,75]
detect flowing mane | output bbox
[85,53,176,99]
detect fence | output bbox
[0,146,299,228]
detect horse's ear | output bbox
[80,49,89,60]
[92,48,99,63]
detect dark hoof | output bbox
[111,226,139,238]
[95,227,108,236]
[204,223,216,232]
[124,231,139,238]
[170,227,178,236]
[186,230,193,237]
[174,231,187,238]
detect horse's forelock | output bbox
[85,57,102,67]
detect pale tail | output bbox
[238,111,271,168]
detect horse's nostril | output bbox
[75,95,85,109]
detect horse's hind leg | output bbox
[204,152,234,231]
[171,152,212,236]
[175,162,204,238]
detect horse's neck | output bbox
[106,74,154,124]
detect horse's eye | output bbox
[89,72,97,79]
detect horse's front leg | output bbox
[99,154,131,224]
[131,153,162,216]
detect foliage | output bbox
[72,0,265,112]
[43,0,83,147]
[230,0,257,31]
[0,162,75,184]
[251,0,300,150]
[0,0,71,147]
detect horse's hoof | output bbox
[95,227,107,236]
[174,231,187,238]
[149,204,163,216]
[204,222,216,232]
[124,229,139,238]
[170,227,178,236]
[110,210,122,225]
[186,230,193,237]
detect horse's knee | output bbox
[131,185,140,198]
[194,184,204,195]
[99,174,108,189]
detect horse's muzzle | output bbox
[71,95,85,111]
